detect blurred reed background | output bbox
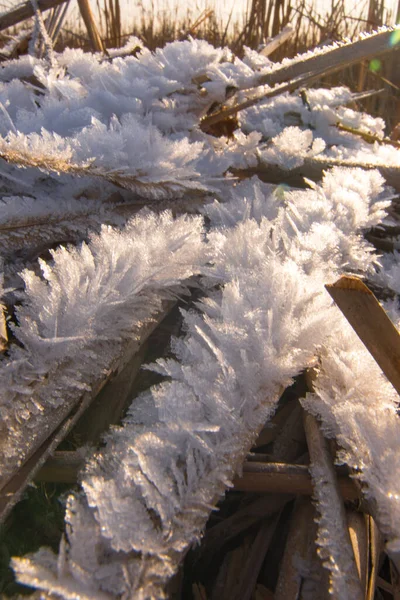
[0,0,399,129]
[62,0,400,53]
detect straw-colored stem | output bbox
[77,0,105,53]
[0,0,67,32]
[303,411,364,600]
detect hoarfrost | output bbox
[0,210,208,486]
[1,30,399,599]
[12,168,396,598]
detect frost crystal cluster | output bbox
[0,29,399,599]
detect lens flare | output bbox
[390,28,400,47]
[274,183,290,200]
[369,58,382,72]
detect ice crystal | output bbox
[12,167,395,598]
[0,210,208,487]
[1,30,399,599]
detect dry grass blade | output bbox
[390,560,400,600]
[254,584,274,599]
[274,497,315,600]
[0,303,8,353]
[49,0,70,46]
[35,329,153,484]
[347,509,370,596]
[231,514,281,600]
[193,583,208,600]
[105,0,121,48]
[270,400,306,462]
[252,388,306,454]
[181,9,214,40]
[256,28,400,89]
[259,24,295,56]
[336,122,400,148]
[0,0,68,32]
[303,410,364,599]
[77,0,105,53]
[367,517,383,600]
[0,146,85,175]
[70,325,153,445]
[325,276,400,397]
[231,159,400,192]
[0,385,105,524]
[195,494,291,570]
[234,461,360,500]
[201,28,400,132]
[201,67,331,132]
[34,450,82,483]
[210,532,254,600]
[0,147,209,200]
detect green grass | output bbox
[0,482,76,596]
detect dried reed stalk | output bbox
[201,29,399,131]
[201,68,326,131]
[259,23,294,56]
[336,122,400,147]
[35,451,83,483]
[196,494,291,569]
[77,0,105,53]
[231,514,281,600]
[252,396,301,449]
[0,0,67,32]
[347,509,370,596]
[256,28,399,89]
[303,410,364,599]
[234,461,360,501]
[274,497,315,600]
[0,304,7,353]
[325,276,400,397]
[231,159,400,193]
[104,0,122,48]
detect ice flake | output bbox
[260,126,326,169]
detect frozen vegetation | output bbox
[0,28,399,598]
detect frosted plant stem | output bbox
[303,410,364,600]
[255,28,398,89]
[29,0,55,64]
[230,160,400,194]
[0,0,68,32]
[259,24,294,57]
[201,68,329,132]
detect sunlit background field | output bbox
[2,0,399,51]
[0,0,399,130]
[63,0,400,51]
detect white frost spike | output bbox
[0,209,208,491]
[260,126,326,170]
[15,210,206,363]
